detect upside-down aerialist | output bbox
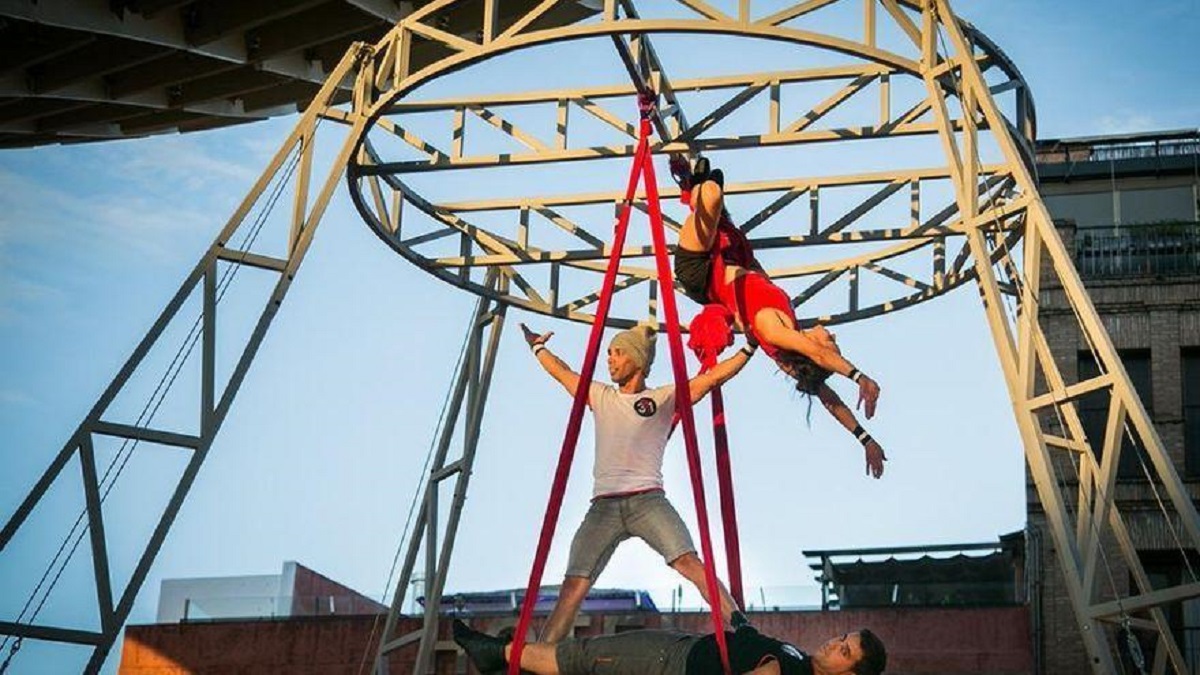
[670,157,887,479]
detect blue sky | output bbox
[1,0,1198,672]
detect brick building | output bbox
[1031,129,1200,673]
[119,559,1033,674]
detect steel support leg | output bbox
[0,42,373,675]
[923,1,1200,671]
[374,272,508,675]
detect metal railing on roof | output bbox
[1075,222,1200,280]
[1036,131,1200,165]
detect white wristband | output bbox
[533,344,547,356]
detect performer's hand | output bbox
[811,325,842,355]
[864,439,887,479]
[856,374,880,419]
[521,323,553,349]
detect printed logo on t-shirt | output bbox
[633,397,657,417]
[781,644,805,661]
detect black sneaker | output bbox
[453,619,508,672]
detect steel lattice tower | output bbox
[3,2,1198,673]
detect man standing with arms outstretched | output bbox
[522,322,753,642]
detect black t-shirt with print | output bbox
[686,625,813,675]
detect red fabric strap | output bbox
[682,303,744,608]
[640,137,732,675]
[506,130,652,675]
[509,114,735,675]
[710,386,744,610]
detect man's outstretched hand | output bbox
[521,323,553,349]
[864,439,887,479]
[856,374,880,419]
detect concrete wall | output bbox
[156,574,280,623]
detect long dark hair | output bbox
[774,351,832,395]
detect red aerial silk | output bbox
[507,109,735,675]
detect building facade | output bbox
[1032,129,1200,673]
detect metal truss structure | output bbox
[376,273,508,674]
[3,1,1199,674]
[0,43,374,673]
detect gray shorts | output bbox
[556,629,698,675]
[565,490,697,581]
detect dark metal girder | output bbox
[176,114,259,134]
[239,79,320,113]
[126,0,198,19]
[0,21,96,74]
[119,107,209,133]
[246,3,378,62]
[104,50,238,98]
[28,36,170,93]
[36,101,151,132]
[0,132,51,147]
[171,65,285,106]
[0,97,90,125]
[0,621,103,646]
[184,0,331,47]
[304,25,391,71]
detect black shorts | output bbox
[556,630,698,675]
[674,248,712,305]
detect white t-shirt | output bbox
[588,382,677,498]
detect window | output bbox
[1185,349,1200,478]
[1077,349,1153,479]
[1043,191,1114,229]
[1119,186,1197,225]
[1139,551,1200,673]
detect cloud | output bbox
[0,160,216,326]
[0,160,215,257]
[1094,112,1159,136]
[0,389,34,406]
[113,135,260,191]
[0,274,64,318]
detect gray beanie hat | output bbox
[609,325,657,373]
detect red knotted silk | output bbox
[507,113,732,675]
[686,304,746,611]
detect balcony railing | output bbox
[1076,223,1200,280]
[1037,132,1200,165]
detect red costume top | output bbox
[708,216,794,361]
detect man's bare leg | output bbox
[504,642,560,675]
[541,575,591,643]
[669,552,738,622]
